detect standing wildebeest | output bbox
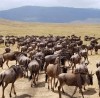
[94,44,100,54]
[16,53,30,77]
[0,65,24,98]
[46,57,61,91]
[3,51,21,68]
[87,45,94,55]
[79,49,89,63]
[56,72,93,98]
[74,61,89,90]
[96,62,100,96]
[44,54,60,72]
[70,53,81,73]
[28,57,41,86]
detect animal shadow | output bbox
[34,81,45,88]
[83,88,97,95]
[13,94,32,98]
[53,90,77,98]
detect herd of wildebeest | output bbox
[0,34,100,98]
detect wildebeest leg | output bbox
[48,77,50,89]
[52,77,55,91]
[34,73,37,85]
[6,60,9,68]
[2,83,8,98]
[90,50,92,55]
[33,74,36,85]
[26,70,28,78]
[99,84,100,96]
[13,84,16,96]
[68,61,71,66]
[9,83,16,97]
[86,56,89,64]
[45,74,48,83]
[83,85,86,90]
[58,85,62,98]
[95,48,98,54]
[9,83,13,97]
[72,87,77,97]
[72,63,75,73]
[62,87,65,93]
[51,77,53,90]
[16,60,17,65]
[36,72,39,81]
[79,87,84,98]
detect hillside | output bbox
[0,6,100,23]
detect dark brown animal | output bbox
[56,72,93,98]
[28,57,40,86]
[0,65,24,98]
[96,62,100,96]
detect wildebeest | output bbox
[3,51,21,68]
[16,53,30,77]
[28,57,41,86]
[94,44,100,54]
[4,47,11,53]
[70,53,81,73]
[79,49,89,63]
[44,54,60,73]
[46,57,61,91]
[0,55,4,69]
[0,65,24,98]
[96,62,100,96]
[56,72,93,98]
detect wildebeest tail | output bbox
[29,65,34,80]
[0,74,5,86]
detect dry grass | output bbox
[0,19,100,38]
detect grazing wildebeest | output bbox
[0,65,24,98]
[56,72,93,98]
[96,62,100,96]
[46,57,61,91]
[28,57,41,86]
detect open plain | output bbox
[0,20,100,98]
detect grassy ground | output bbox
[0,19,100,38]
